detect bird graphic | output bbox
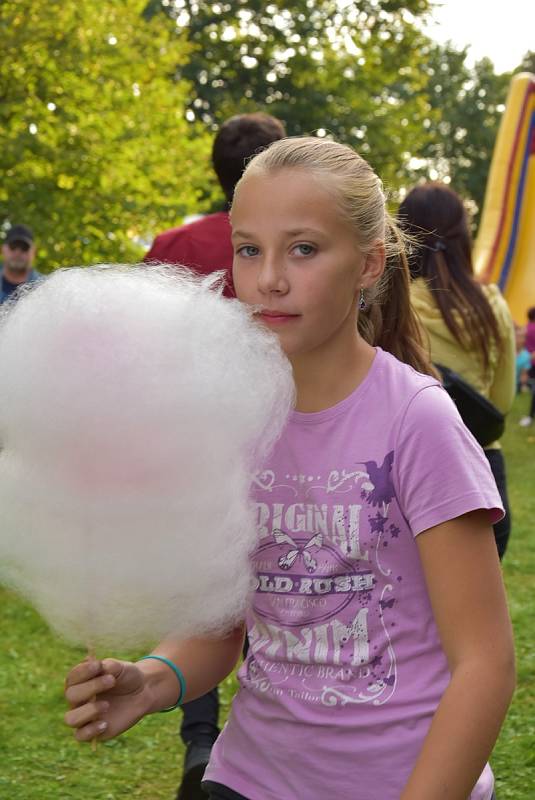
[355,451,395,514]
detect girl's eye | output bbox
[292,243,316,257]
[236,245,259,258]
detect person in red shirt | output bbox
[145,113,286,301]
[145,112,286,800]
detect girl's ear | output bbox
[361,240,386,288]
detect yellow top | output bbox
[410,278,516,448]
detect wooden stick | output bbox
[86,647,98,752]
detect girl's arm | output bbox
[64,625,245,742]
[141,626,246,711]
[401,510,515,800]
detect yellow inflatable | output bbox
[474,73,535,324]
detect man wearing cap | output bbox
[1,224,41,304]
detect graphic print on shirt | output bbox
[245,451,403,708]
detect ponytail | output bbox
[358,216,437,378]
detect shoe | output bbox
[176,741,213,800]
[519,416,533,427]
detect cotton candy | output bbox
[0,265,294,650]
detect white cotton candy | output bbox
[0,265,294,649]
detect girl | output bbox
[398,183,516,559]
[64,138,515,800]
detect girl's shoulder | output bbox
[371,348,451,432]
[376,347,440,397]
[376,348,467,435]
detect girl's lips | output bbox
[258,311,300,324]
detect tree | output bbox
[0,0,214,269]
[415,44,510,221]
[515,50,535,75]
[144,0,436,191]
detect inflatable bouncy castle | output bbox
[474,73,535,324]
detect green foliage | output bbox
[515,50,535,75]
[1,0,532,269]
[418,44,511,222]
[143,1,527,213]
[0,0,215,269]
[145,0,436,189]
[1,396,534,797]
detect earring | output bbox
[359,287,366,311]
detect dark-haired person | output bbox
[144,113,286,298]
[398,182,516,560]
[144,112,286,800]
[519,306,535,426]
[1,224,40,303]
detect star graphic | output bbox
[369,511,387,534]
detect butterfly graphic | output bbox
[273,529,323,573]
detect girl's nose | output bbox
[257,256,289,295]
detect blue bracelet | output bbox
[139,655,186,712]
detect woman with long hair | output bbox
[399,182,516,559]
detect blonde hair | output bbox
[235,137,434,376]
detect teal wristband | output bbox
[139,655,186,712]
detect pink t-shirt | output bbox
[205,348,503,800]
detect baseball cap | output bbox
[5,224,34,247]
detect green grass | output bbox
[489,393,535,797]
[1,395,534,798]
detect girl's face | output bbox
[231,168,384,360]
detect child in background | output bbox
[515,325,531,393]
[64,138,514,800]
[525,307,535,353]
[519,307,535,426]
